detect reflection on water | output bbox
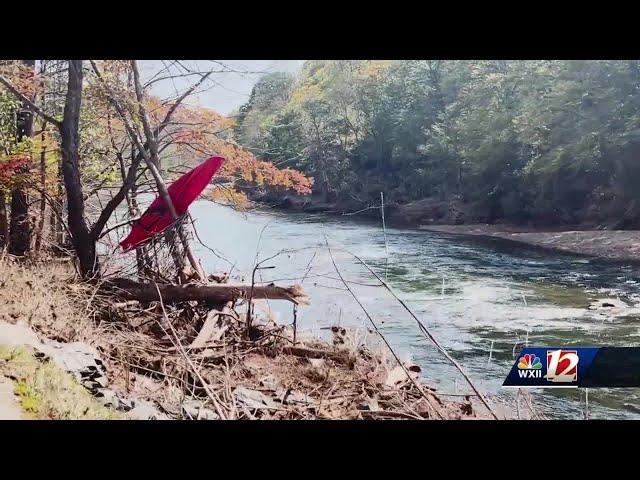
[189,200,640,419]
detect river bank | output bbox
[0,255,497,420]
[235,187,640,263]
[419,224,640,263]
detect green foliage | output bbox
[234,60,640,226]
[0,90,32,157]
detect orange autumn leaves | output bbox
[0,62,43,99]
[1,61,313,201]
[214,141,313,195]
[164,103,313,195]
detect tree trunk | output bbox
[8,187,30,256]
[58,60,97,277]
[8,59,35,257]
[34,128,47,252]
[54,154,64,247]
[132,61,204,281]
[107,277,308,305]
[0,190,7,249]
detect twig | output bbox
[0,73,61,127]
[338,246,500,420]
[380,192,389,280]
[153,282,227,419]
[584,388,589,420]
[293,304,298,344]
[325,237,443,420]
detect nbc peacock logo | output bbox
[517,353,543,379]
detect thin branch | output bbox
[325,237,444,420]
[0,73,62,128]
[340,247,500,420]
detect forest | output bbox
[234,60,640,227]
[1,60,492,420]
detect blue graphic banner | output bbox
[502,347,640,388]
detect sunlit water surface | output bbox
[180,201,640,419]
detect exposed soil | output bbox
[0,377,21,419]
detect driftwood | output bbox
[106,278,309,305]
[188,302,235,350]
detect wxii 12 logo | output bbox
[504,347,587,388]
[545,349,579,383]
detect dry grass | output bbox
[0,254,95,343]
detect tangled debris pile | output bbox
[1,256,488,420]
[81,271,486,419]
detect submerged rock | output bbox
[587,298,640,317]
[588,298,630,310]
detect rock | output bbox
[357,397,380,412]
[0,322,170,420]
[0,377,22,420]
[308,358,326,370]
[95,388,129,410]
[36,341,108,393]
[277,388,317,406]
[384,364,421,389]
[233,386,279,410]
[181,399,219,420]
[587,298,640,317]
[623,403,640,414]
[258,374,279,391]
[0,322,42,348]
[588,298,629,310]
[127,399,169,420]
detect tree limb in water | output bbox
[106,278,309,305]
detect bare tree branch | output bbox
[0,73,61,128]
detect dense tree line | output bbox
[234,60,640,227]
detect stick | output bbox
[339,246,500,420]
[153,283,227,419]
[325,237,444,419]
[106,277,309,305]
[380,192,389,280]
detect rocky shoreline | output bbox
[419,224,640,263]
[0,256,496,420]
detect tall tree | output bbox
[8,59,35,256]
[58,60,96,276]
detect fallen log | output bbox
[105,278,309,306]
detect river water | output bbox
[188,200,640,419]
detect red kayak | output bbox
[120,156,224,252]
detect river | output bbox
[188,200,640,419]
